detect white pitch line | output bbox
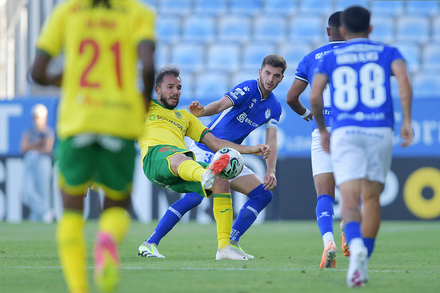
[0,266,436,275]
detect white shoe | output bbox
[363,257,370,284]
[346,246,368,288]
[215,246,248,260]
[231,244,254,259]
[202,154,230,190]
[43,210,54,224]
[138,242,165,258]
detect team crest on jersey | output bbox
[149,115,156,121]
[174,110,182,119]
[265,109,271,119]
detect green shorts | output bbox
[57,135,136,199]
[143,145,211,197]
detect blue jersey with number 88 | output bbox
[316,38,404,131]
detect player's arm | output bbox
[310,73,330,153]
[138,41,155,111]
[263,127,278,190]
[188,96,233,117]
[30,50,62,87]
[286,79,313,121]
[200,132,271,159]
[391,59,413,147]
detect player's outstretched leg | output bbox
[202,154,230,189]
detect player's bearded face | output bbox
[258,65,284,93]
[158,75,182,109]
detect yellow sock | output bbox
[178,159,206,182]
[56,211,88,293]
[98,207,131,243]
[213,194,233,250]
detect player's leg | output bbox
[93,136,137,292]
[56,137,94,293]
[139,192,203,257]
[229,171,272,259]
[311,128,339,267]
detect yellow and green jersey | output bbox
[138,100,211,159]
[36,0,155,139]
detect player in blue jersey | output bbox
[286,11,347,269]
[138,55,286,260]
[310,6,413,287]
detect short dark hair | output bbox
[328,11,342,28]
[261,54,287,74]
[341,6,370,34]
[92,0,111,8]
[155,65,180,87]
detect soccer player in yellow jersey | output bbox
[31,0,155,292]
[138,65,271,260]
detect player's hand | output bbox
[320,129,330,154]
[187,101,205,117]
[251,144,271,159]
[400,121,413,147]
[303,113,314,122]
[263,171,277,191]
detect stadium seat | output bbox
[229,0,262,16]
[406,1,439,16]
[158,0,192,16]
[289,15,325,45]
[422,44,440,71]
[253,14,287,43]
[299,0,333,15]
[231,70,258,88]
[394,42,421,73]
[156,16,181,43]
[242,42,276,70]
[370,0,404,17]
[194,72,230,100]
[218,15,251,44]
[206,43,240,73]
[154,42,169,69]
[395,16,430,45]
[264,0,297,16]
[278,43,312,73]
[194,0,227,15]
[141,0,156,7]
[370,16,394,44]
[182,15,216,44]
[170,42,205,73]
[432,17,440,42]
[412,71,440,98]
[179,73,194,100]
[335,0,370,11]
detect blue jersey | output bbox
[195,79,282,152]
[317,38,404,131]
[295,41,345,130]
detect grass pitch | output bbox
[1,220,439,293]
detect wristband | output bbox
[301,109,311,118]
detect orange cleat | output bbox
[320,240,337,268]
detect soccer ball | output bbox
[213,147,244,180]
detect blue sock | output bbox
[316,194,335,237]
[231,184,272,242]
[344,221,362,244]
[148,192,203,245]
[363,237,375,257]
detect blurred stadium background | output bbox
[0,0,439,223]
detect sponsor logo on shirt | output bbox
[174,110,182,119]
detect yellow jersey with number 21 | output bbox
[37,0,155,139]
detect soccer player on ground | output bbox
[310,6,413,287]
[137,64,271,260]
[138,55,285,260]
[31,0,156,292]
[286,11,347,268]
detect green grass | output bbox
[1,221,439,293]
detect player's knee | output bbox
[182,192,204,207]
[254,187,273,207]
